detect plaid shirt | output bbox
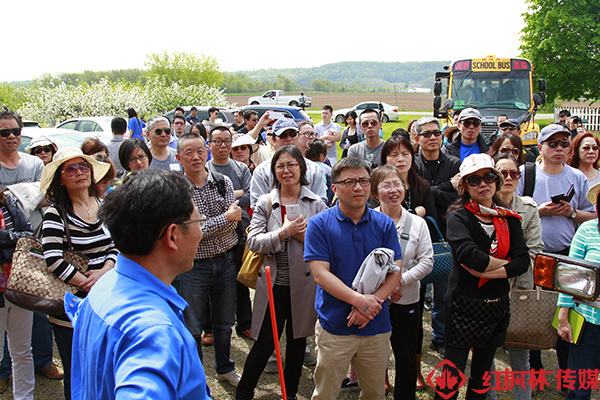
[191,170,238,260]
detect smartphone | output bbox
[551,184,575,203]
[269,111,285,120]
[286,204,301,221]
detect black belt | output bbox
[202,248,233,261]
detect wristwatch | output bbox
[569,209,577,219]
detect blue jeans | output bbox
[178,252,236,375]
[431,280,448,344]
[0,312,54,379]
[566,322,600,400]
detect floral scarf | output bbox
[465,200,521,287]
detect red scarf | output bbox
[464,200,521,287]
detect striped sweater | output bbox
[42,203,118,283]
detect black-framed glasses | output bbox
[154,128,171,135]
[545,140,570,148]
[301,131,317,138]
[210,139,232,146]
[128,154,148,164]
[500,170,522,180]
[466,172,497,187]
[61,162,90,177]
[0,128,21,137]
[158,215,207,240]
[499,147,521,156]
[500,126,518,132]
[32,146,54,155]
[360,119,379,128]
[418,130,442,138]
[334,177,372,187]
[461,119,481,128]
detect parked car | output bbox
[247,90,312,107]
[55,117,114,143]
[333,102,400,124]
[163,106,234,127]
[19,128,106,153]
[238,105,313,124]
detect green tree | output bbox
[0,83,25,111]
[520,0,600,102]
[144,51,224,88]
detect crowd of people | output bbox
[0,105,598,400]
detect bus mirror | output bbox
[533,93,545,106]
[538,79,547,92]
[434,96,442,109]
[434,80,443,96]
[444,98,455,110]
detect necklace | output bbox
[78,198,94,221]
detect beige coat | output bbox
[510,195,544,290]
[247,186,326,340]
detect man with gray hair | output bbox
[442,108,489,160]
[146,116,182,171]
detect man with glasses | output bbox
[348,109,385,169]
[314,105,341,166]
[207,126,253,340]
[249,118,326,205]
[146,116,181,171]
[175,132,243,387]
[238,111,259,135]
[69,169,211,400]
[305,157,402,399]
[442,108,490,161]
[202,107,223,134]
[168,114,187,150]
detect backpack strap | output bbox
[209,169,227,197]
[523,162,536,197]
[399,212,412,258]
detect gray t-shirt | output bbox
[208,159,252,227]
[0,153,44,188]
[149,148,181,172]
[107,136,125,178]
[348,141,384,169]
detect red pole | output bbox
[264,266,287,400]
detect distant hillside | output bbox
[231,61,450,91]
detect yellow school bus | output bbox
[433,55,547,150]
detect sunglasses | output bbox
[500,126,518,132]
[500,170,522,180]
[61,162,90,177]
[499,147,521,156]
[461,119,481,128]
[0,128,21,137]
[360,119,379,128]
[418,130,442,138]
[32,146,54,155]
[277,131,298,139]
[466,172,497,187]
[154,128,171,135]
[545,140,569,148]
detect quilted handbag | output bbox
[5,209,89,316]
[421,216,453,285]
[504,285,559,350]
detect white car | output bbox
[55,117,114,143]
[333,102,400,124]
[19,128,109,153]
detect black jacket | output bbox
[441,133,490,159]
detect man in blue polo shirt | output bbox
[305,157,402,400]
[67,170,211,400]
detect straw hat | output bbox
[586,182,600,206]
[40,147,111,194]
[231,133,259,153]
[457,153,504,196]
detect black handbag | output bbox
[421,216,452,285]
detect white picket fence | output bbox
[554,107,600,131]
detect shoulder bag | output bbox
[5,208,89,316]
[420,216,452,285]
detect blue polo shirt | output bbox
[67,255,211,400]
[304,204,402,336]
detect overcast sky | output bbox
[4,0,529,82]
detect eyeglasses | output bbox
[61,162,90,177]
[360,119,379,128]
[301,131,317,138]
[154,128,171,135]
[378,182,404,191]
[581,145,599,152]
[158,215,207,240]
[32,146,54,155]
[418,130,442,138]
[274,162,299,172]
[277,131,298,139]
[210,139,232,146]
[0,128,21,137]
[129,154,148,164]
[499,147,521,156]
[250,119,259,122]
[500,170,522,180]
[500,126,518,132]
[334,177,372,187]
[173,121,185,126]
[466,172,497,187]
[545,140,570,148]
[461,119,481,128]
